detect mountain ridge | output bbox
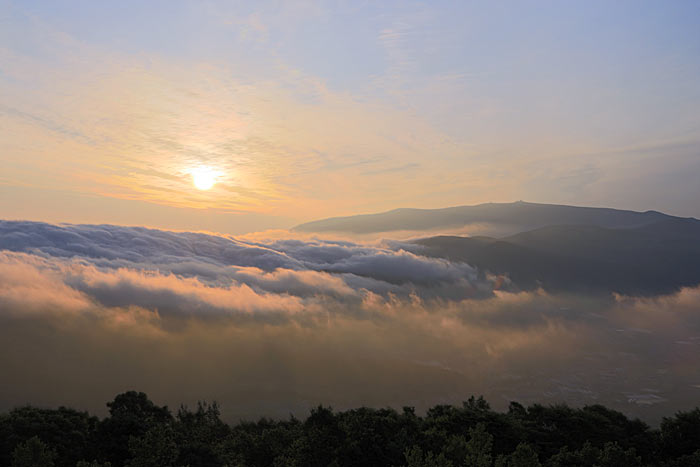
[293,201,689,235]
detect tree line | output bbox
[2,391,700,466]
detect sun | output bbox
[191,167,218,190]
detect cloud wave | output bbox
[0,221,492,321]
[1,220,699,424]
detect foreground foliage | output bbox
[1,392,699,466]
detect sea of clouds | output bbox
[0,220,699,423]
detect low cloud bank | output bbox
[0,220,699,423]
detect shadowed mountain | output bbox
[414,218,700,296]
[293,201,674,235]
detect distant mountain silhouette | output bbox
[293,201,676,235]
[295,202,700,295]
[415,218,700,295]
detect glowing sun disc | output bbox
[192,167,218,190]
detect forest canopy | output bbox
[2,392,700,467]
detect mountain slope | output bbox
[415,218,700,295]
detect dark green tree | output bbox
[496,442,540,467]
[11,436,55,467]
[545,442,600,467]
[661,408,700,459]
[175,401,229,467]
[95,391,173,466]
[336,407,408,466]
[0,406,97,467]
[664,449,700,467]
[464,423,494,467]
[597,442,641,467]
[403,445,453,467]
[127,424,178,467]
[298,405,344,467]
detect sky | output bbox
[2,0,700,234]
